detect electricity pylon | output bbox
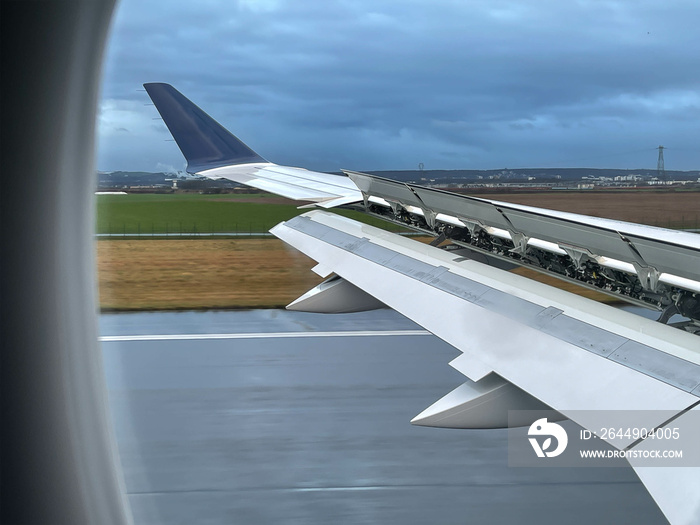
[657,145,665,180]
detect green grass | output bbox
[96,193,409,234]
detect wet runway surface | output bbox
[100,310,666,524]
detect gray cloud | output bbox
[98,0,700,171]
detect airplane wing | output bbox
[145,83,700,525]
[143,83,361,208]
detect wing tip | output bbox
[143,83,266,173]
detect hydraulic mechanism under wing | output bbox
[145,83,700,524]
[343,170,700,332]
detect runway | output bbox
[100,309,667,524]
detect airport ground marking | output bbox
[99,330,432,342]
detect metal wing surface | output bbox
[271,211,700,525]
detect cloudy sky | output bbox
[98,0,700,173]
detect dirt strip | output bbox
[474,191,700,228]
[97,238,615,311]
[97,239,324,310]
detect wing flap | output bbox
[346,170,700,299]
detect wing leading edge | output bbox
[271,210,700,525]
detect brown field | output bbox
[510,267,614,303]
[475,191,700,228]
[98,239,323,310]
[97,238,616,311]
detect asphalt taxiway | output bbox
[100,309,666,524]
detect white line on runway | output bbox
[99,330,432,342]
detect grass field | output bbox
[97,190,700,234]
[96,189,699,310]
[96,193,408,234]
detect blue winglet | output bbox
[143,83,266,173]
